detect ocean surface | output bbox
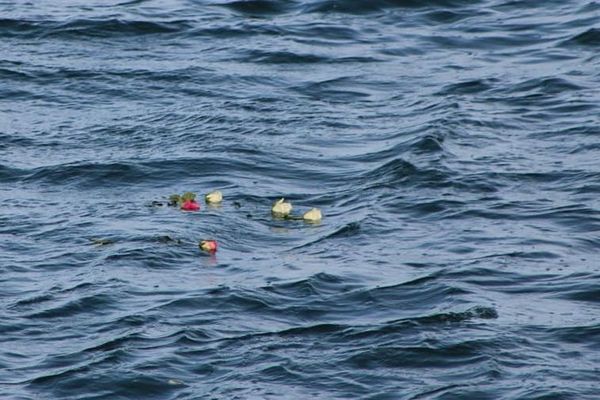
[1,0,599,399]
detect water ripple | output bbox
[1,0,599,398]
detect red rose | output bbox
[181,200,200,211]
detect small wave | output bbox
[562,28,600,47]
[390,199,466,218]
[22,162,149,187]
[324,221,361,239]
[0,17,192,39]
[0,163,29,183]
[558,284,600,303]
[19,157,270,187]
[341,132,445,164]
[239,50,329,64]
[360,158,466,190]
[24,293,115,319]
[361,158,418,185]
[303,0,479,14]
[237,49,379,64]
[344,340,489,369]
[286,24,362,42]
[546,323,600,345]
[189,23,284,38]
[413,134,446,153]
[10,282,95,309]
[438,79,496,95]
[506,77,583,95]
[219,0,297,15]
[423,9,471,23]
[264,322,346,337]
[415,306,498,323]
[0,66,32,80]
[339,280,471,310]
[1,0,598,397]
[302,0,388,13]
[263,272,358,297]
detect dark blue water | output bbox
[1,0,600,398]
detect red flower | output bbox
[199,240,218,253]
[181,200,200,211]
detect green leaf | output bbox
[181,192,197,202]
[168,194,181,206]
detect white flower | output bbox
[303,208,322,222]
[205,190,223,204]
[271,198,292,216]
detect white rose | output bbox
[205,190,223,204]
[303,208,322,222]
[271,198,292,216]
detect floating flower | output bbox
[199,240,218,253]
[271,198,292,216]
[205,190,223,204]
[303,208,322,222]
[181,199,200,211]
[168,192,200,211]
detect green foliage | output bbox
[169,194,181,205]
[181,192,197,202]
[168,192,197,206]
